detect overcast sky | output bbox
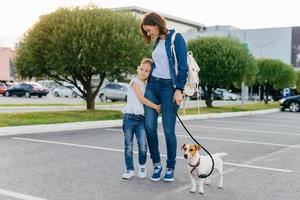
[1,0,299,47]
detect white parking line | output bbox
[12,137,292,173]
[106,128,300,148]
[239,116,300,123]
[203,119,300,129]
[176,134,300,148]
[0,189,47,200]
[182,124,300,136]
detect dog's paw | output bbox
[190,188,196,193]
[218,185,223,189]
[199,190,205,195]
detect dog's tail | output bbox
[215,152,228,157]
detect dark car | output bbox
[4,82,49,98]
[279,95,300,112]
[0,82,7,96]
[99,82,129,102]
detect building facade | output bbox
[114,6,205,33]
[184,25,300,70]
[0,47,15,82]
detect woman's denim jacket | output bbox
[150,29,188,91]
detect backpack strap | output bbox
[171,31,178,75]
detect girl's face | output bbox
[137,63,152,81]
[142,25,160,41]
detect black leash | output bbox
[174,104,214,178]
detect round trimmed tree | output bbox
[15,6,150,110]
[188,36,256,107]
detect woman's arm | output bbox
[174,33,188,91]
[131,82,160,113]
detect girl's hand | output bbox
[155,105,161,114]
[174,90,183,105]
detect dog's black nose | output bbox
[184,154,188,159]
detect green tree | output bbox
[296,71,300,93]
[15,6,150,110]
[188,36,256,107]
[256,58,296,104]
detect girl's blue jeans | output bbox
[122,113,147,171]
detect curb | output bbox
[0,109,279,137]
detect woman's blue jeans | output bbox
[122,113,147,171]
[144,77,179,170]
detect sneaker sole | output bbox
[163,178,174,182]
[150,177,161,181]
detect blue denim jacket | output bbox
[150,29,188,91]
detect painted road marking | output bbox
[106,128,300,148]
[12,137,292,173]
[177,124,300,136]
[0,189,47,200]
[203,119,300,129]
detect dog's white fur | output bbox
[182,144,228,194]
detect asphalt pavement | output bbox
[1,109,300,200]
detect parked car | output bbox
[0,82,7,95]
[279,95,300,112]
[4,82,49,98]
[99,82,129,102]
[53,84,82,98]
[213,88,241,101]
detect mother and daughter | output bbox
[122,12,188,182]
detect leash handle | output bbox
[174,105,214,178]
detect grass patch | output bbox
[0,110,123,127]
[0,101,126,107]
[0,102,279,127]
[179,102,278,115]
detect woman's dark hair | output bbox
[140,12,168,44]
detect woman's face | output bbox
[142,25,160,41]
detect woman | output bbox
[140,12,188,182]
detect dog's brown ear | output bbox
[181,144,186,151]
[195,144,202,151]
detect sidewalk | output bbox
[0,109,279,137]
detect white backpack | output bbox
[171,32,200,96]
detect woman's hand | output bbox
[174,90,183,105]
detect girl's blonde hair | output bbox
[140,58,153,66]
[137,58,153,72]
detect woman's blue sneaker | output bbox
[163,168,174,182]
[151,166,163,181]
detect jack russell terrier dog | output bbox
[181,143,228,194]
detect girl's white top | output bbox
[122,77,146,115]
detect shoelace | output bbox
[166,170,173,175]
[153,167,161,173]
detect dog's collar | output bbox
[189,158,200,174]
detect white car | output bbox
[99,82,129,102]
[53,84,82,98]
[214,88,241,101]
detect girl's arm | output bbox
[131,82,160,112]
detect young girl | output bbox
[122,58,160,179]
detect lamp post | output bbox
[252,41,277,101]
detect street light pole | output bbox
[252,41,277,101]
